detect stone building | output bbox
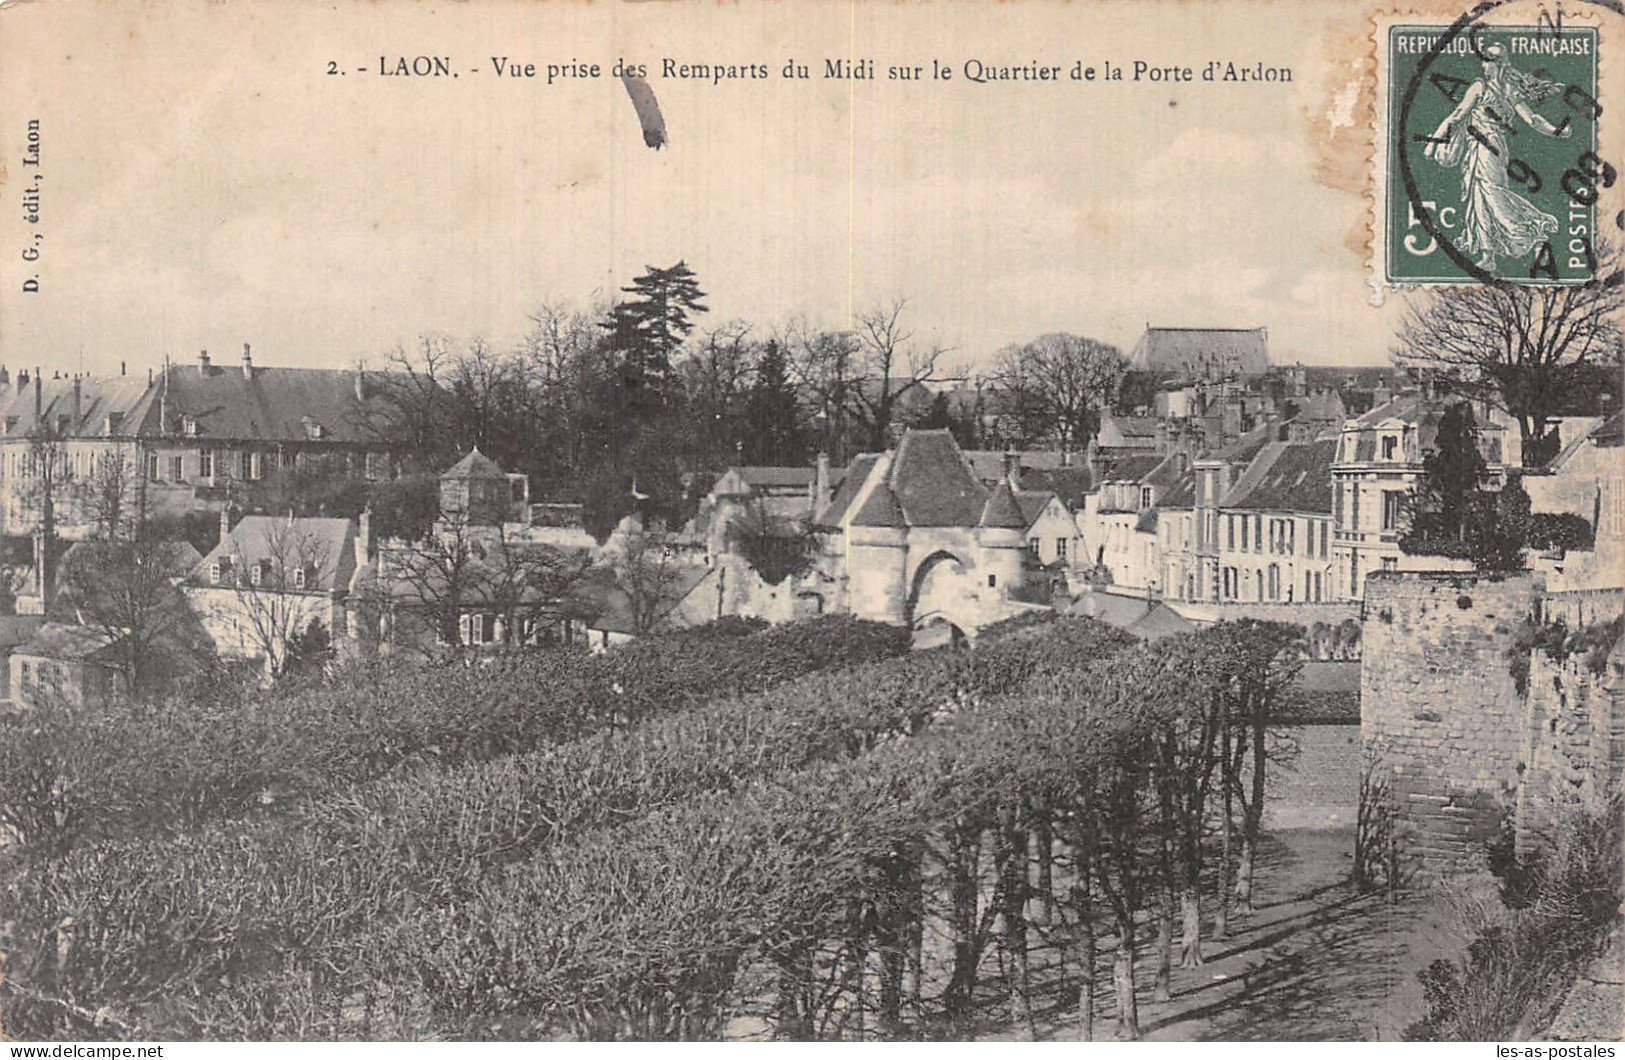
[1330,393,1511,600]
[811,429,1034,635]
[9,622,128,711]
[1128,325,1270,382]
[0,350,407,539]
[184,512,358,672]
[1213,436,1337,604]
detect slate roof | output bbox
[886,430,989,527]
[962,449,1073,483]
[1102,413,1160,439]
[1094,452,1165,483]
[979,481,1028,529]
[1129,327,1269,379]
[1013,489,1058,527]
[816,454,881,529]
[724,466,815,489]
[1142,453,1196,509]
[15,622,126,662]
[1214,421,1278,465]
[125,363,396,445]
[0,375,153,439]
[570,563,711,635]
[442,448,507,480]
[1017,466,1096,510]
[1128,602,1196,640]
[193,515,357,593]
[851,481,909,528]
[1223,438,1336,514]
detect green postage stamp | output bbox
[1383,20,1602,285]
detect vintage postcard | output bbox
[0,0,1620,1046]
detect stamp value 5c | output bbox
[1384,20,1604,285]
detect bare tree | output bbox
[852,298,947,449]
[222,520,340,681]
[612,523,696,635]
[55,537,199,697]
[991,333,1126,451]
[1393,256,1622,465]
[371,510,590,660]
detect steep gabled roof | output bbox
[192,515,357,593]
[1130,327,1269,379]
[851,481,908,528]
[979,481,1028,529]
[442,448,508,480]
[126,363,396,445]
[1142,453,1196,509]
[1094,452,1165,484]
[1223,438,1336,514]
[0,375,152,439]
[1013,489,1059,528]
[815,454,881,529]
[887,430,988,527]
[1018,466,1096,510]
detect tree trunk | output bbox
[1112,917,1140,1041]
[1070,820,1097,1042]
[1238,711,1267,912]
[1179,888,1204,969]
[1154,887,1174,1002]
[996,806,1034,1040]
[1235,833,1255,912]
[947,823,981,1031]
[1036,813,1055,925]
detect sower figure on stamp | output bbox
[1422,41,1571,273]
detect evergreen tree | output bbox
[1410,403,1487,542]
[604,261,709,409]
[741,340,807,466]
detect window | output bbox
[248,562,262,587]
[1027,537,1040,558]
[1381,435,1398,460]
[169,455,185,481]
[1381,556,1398,572]
[242,450,261,480]
[1320,520,1329,558]
[198,449,214,480]
[1268,564,1280,601]
[1314,571,1323,601]
[1240,517,1249,551]
[987,574,997,588]
[1140,486,1153,508]
[209,563,221,585]
[1351,487,1361,532]
[293,567,307,589]
[1253,514,1263,552]
[148,454,161,482]
[1227,515,1236,551]
[1382,491,1404,531]
[1056,538,1068,563]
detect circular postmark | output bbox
[1393,0,1624,288]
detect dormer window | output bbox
[302,416,325,440]
[293,567,307,590]
[183,416,201,437]
[1381,435,1398,461]
[55,415,70,434]
[3,417,16,436]
[249,562,263,587]
[1140,486,1154,508]
[105,412,123,435]
[209,562,222,585]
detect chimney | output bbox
[72,376,82,432]
[198,349,211,372]
[354,365,366,402]
[813,451,832,516]
[34,367,42,421]
[16,369,26,388]
[219,505,232,549]
[241,343,253,378]
[1002,450,1021,487]
[356,508,372,568]
[120,361,126,377]
[0,366,9,387]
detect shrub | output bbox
[1404,800,1623,1041]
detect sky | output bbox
[0,0,1420,380]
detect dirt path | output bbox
[975,828,1448,1042]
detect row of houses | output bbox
[700,391,1619,643]
[0,350,399,538]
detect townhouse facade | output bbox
[0,349,406,539]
